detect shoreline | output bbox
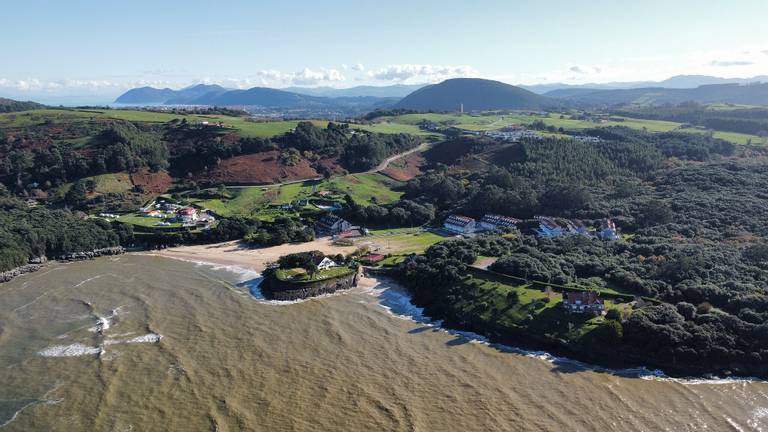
[135,239,358,273]
[133,240,765,383]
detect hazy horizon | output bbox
[2,0,767,104]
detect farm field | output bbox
[375,111,766,145]
[0,108,328,138]
[349,121,435,136]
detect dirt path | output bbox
[363,141,433,174]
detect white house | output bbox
[316,257,338,270]
[443,215,476,234]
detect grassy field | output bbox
[362,228,448,256]
[269,173,404,206]
[190,173,403,217]
[88,173,134,194]
[0,108,435,139]
[0,108,329,138]
[350,121,435,136]
[375,111,766,145]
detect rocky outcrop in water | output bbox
[0,247,126,284]
[262,270,358,301]
[56,246,125,262]
[0,263,45,283]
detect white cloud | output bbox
[291,68,345,86]
[569,65,602,75]
[709,60,754,67]
[367,64,479,83]
[762,50,768,56]
[189,68,347,89]
[351,63,365,71]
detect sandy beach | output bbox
[137,238,360,273]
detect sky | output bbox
[2,0,767,103]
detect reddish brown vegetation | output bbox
[200,150,322,184]
[381,152,425,181]
[130,169,173,193]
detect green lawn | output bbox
[454,275,633,340]
[275,266,354,282]
[116,213,183,228]
[364,228,448,255]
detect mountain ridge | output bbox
[394,78,556,111]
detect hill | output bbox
[114,87,177,104]
[114,85,397,115]
[550,83,768,107]
[0,97,44,113]
[164,84,229,104]
[115,84,228,105]
[394,78,555,111]
[189,87,329,107]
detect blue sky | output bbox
[2,0,767,103]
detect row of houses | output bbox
[443,214,521,235]
[442,214,619,240]
[483,128,542,142]
[537,216,619,240]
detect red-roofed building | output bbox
[176,207,199,222]
[563,291,604,313]
[360,254,386,264]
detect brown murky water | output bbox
[1,255,767,431]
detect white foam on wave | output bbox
[364,277,765,385]
[38,343,102,357]
[87,304,127,334]
[104,332,163,346]
[126,333,163,344]
[157,255,262,282]
[159,255,326,305]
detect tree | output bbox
[637,199,673,226]
[305,262,318,279]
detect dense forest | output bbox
[387,127,768,377]
[0,188,129,272]
[0,120,167,191]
